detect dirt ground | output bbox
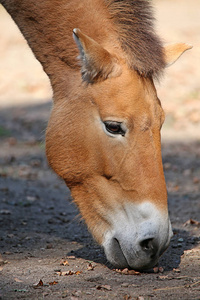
[0,0,200,299]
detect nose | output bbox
[105,232,171,270]
[107,236,162,270]
[114,237,160,267]
[102,203,173,270]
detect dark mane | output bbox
[106,0,165,78]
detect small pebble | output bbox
[121,282,129,287]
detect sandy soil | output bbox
[0,1,200,299]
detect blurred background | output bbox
[154,0,200,141]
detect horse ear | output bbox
[73,28,121,83]
[164,43,192,67]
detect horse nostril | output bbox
[140,238,159,258]
[140,238,154,251]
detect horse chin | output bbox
[101,201,173,270]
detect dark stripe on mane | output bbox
[106,0,165,78]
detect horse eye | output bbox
[104,121,126,136]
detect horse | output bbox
[0,0,191,270]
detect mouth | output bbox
[104,237,130,269]
[111,237,129,268]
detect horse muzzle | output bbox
[102,201,173,270]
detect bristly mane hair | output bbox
[106,0,165,78]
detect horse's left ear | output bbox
[73,28,121,83]
[164,43,192,67]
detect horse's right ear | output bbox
[164,43,192,67]
[73,28,121,83]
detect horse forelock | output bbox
[105,0,165,78]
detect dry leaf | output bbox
[37,279,44,286]
[115,268,124,274]
[154,266,164,273]
[87,263,94,271]
[65,270,74,276]
[122,268,129,275]
[115,268,141,275]
[49,281,58,285]
[56,270,82,276]
[56,271,67,276]
[173,268,181,273]
[33,279,44,288]
[60,260,69,266]
[66,256,76,260]
[159,275,169,280]
[184,219,200,227]
[129,270,140,275]
[14,278,23,283]
[75,271,82,275]
[96,285,112,291]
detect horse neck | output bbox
[1,0,119,97]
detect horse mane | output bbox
[106,0,165,78]
[1,0,165,82]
